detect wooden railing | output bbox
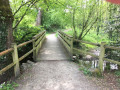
[58,31,120,73]
[0,30,46,77]
[74,40,120,72]
[58,31,73,57]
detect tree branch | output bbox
[13,0,31,16]
[13,0,39,30]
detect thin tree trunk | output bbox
[36,9,42,26]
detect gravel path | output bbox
[15,34,111,90]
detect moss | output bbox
[0,1,13,22]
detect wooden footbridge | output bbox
[0,30,120,85]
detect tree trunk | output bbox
[36,9,42,26]
[0,0,14,83]
[0,0,14,49]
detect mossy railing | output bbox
[58,31,120,73]
[0,30,46,77]
[58,31,73,57]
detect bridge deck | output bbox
[37,34,70,61]
[15,34,111,90]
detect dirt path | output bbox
[15,34,112,90]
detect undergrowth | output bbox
[0,82,18,90]
[114,71,120,77]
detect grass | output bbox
[0,82,19,90]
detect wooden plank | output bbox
[105,45,120,50]
[103,58,120,65]
[35,32,46,46]
[17,40,33,48]
[73,48,99,58]
[33,30,45,40]
[0,31,46,76]
[74,39,100,46]
[0,63,15,75]
[58,33,72,47]
[33,39,36,61]
[58,35,71,52]
[19,48,35,62]
[12,43,20,77]
[58,31,73,38]
[0,48,13,57]
[99,42,106,72]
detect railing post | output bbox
[12,43,20,77]
[32,38,36,61]
[99,42,106,73]
[70,37,73,58]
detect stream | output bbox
[75,49,119,71]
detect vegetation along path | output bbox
[15,34,110,90]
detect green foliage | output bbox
[79,66,92,76]
[0,82,19,90]
[42,9,66,32]
[114,71,120,77]
[65,29,109,49]
[14,25,44,43]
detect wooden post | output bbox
[12,43,20,77]
[70,37,73,58]
[99,42,106,73]
[32,38,36,61]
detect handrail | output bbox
[73,48,99,58]
[58,31,120,73]
[58,31,73,57]
[58,31,73,38]
[0,48,14,57]
[74,39,120,72]
[105,45,120,50]
[17,40,33,48]
[74,39,100,46]
[0,30,46,77]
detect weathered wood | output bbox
[58,31,73,38]
[17,40,33,48]
[74,39,100,46]
[0,31,46,76]
[105,45,120,50]
[0,63,15,75]
[58,32,72,46]
[19,48,35,62]
[36,32,46,56]
[58,34,71,52]
[103,58,120,65]
[73,48,99,58]
[58,31,74,57]
[70,37,73,58]
[33,31,45,40]
[33,30,46,60]
[12,43,20,77]
[0,48,13,57]
[99,42,106,73]
[35,32,45,46]
[32,39,36,61]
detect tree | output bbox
[36,8,42,26]
[0,0,14,49]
